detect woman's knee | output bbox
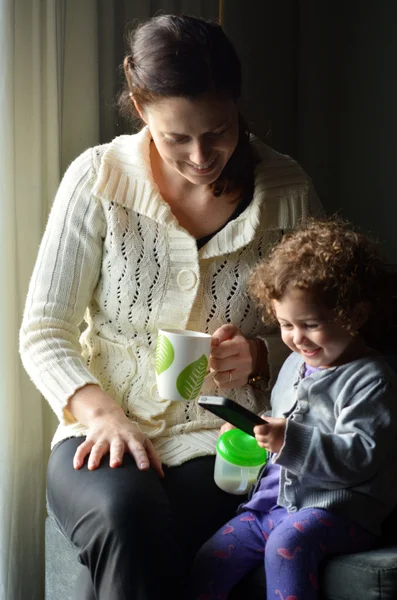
[47,441,169,541]
[93,470,168,532]
[68,469,175,563]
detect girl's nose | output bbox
[293,328,305,346]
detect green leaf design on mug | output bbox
[156,335,175,375]
[176,354,208,400]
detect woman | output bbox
[20,14,321,600]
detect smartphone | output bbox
[198,395,266,437]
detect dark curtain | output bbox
[97,0,397,262]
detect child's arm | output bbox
[273,377,397,488]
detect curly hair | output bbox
[248,218,392,338]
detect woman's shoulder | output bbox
[249,136,323,222]
[96,128,151,173]
[250,135,310,186]
[62,142,111,184]
[67,128,149,178]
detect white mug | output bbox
[155,328,212,401]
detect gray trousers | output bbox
[47,437,243,600]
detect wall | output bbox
[297,1,397,262]
[223,0,299,157]
[224,0,397,262]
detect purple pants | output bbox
[192,505,377,600]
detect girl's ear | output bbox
[351,301,371,331]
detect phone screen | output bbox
[198,396,264,437]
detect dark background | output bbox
[95,0,397,263]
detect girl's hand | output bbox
[253,416,287,454]
[210,324,259,389]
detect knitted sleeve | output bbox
[20,147,106,424]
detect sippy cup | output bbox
[214,429,268,495]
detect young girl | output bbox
[192,218,397,600]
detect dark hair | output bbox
[118,14,256,197]
[248,217,393,341]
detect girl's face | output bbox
[273,287,358,368]
[137,93,239,187]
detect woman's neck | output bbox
[150,141,242,238]
[150,141,204,200]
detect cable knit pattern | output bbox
[20,127,321,466]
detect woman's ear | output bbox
[131,95,146,123]
[351,301,371,331]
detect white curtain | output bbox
[0,1,99,598]
[0,1,220,598]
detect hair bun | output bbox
[124,55,134,71]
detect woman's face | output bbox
[138,93,239,186]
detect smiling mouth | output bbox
[187,157,217,172]
[300,348,321,357]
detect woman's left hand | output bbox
[218,422,236,437]
[209,324,257,389]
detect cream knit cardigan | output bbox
[20,127,321,466]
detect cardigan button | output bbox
[151,383,160,399]
[177,269,197,290]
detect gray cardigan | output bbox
[270,352,397,534]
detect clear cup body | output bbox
[214,452,263,495]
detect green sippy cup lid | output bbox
[216,429,268,467]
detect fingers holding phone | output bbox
[198,396,263,437]
[254,416,287,454]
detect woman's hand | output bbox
[210,324,260,389]
[253,416,287,454]
[218,422,235,437]
[67,384,164,476]
[73,409,164,476]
